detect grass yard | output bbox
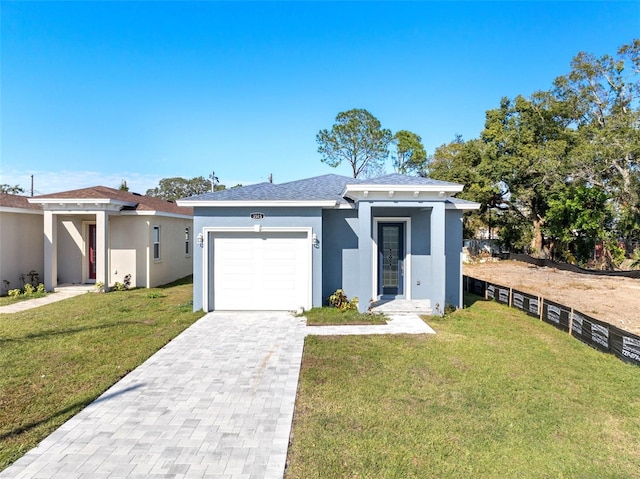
[304,307,387,326]
[0,276,204,471]
[286,296,640,479]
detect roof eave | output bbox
[341,183,464,200]
[176,200,339,208]
[445,202,482,211]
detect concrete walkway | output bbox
[0,291,88,314]
[0,311,433,479]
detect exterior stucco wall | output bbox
[0,211,44,294]
[193,207,322,312]
[109,215,192,289]
[109,216,147,288]
[445,209,464,308]
[145,216,193,288]
[321,209,358,302]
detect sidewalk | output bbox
[0,291,88,314]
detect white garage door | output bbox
[212,231,311,310]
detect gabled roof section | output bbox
[178,174,354,207]
[0,193,43,213]
[29,186,192,216]
[176,173,471,207]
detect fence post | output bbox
[569,308,574,336]
[509,288,513,308]
[539,297,544,321]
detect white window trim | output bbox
[153,225,161,262]
[201,226,313,312]
[372,217,412,301]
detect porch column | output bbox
[431,202,446,313]
[95,211,109,289]
[43,210,57,291]
[357,201,372,313]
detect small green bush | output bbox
[328,289,359,311]
[23,284,35,295]
[8,289,21,298]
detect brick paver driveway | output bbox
[1,312,307,479]
[1,310,432,479]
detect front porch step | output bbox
[54,284,96,293]
[371,299,433,315]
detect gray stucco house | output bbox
[177,173,479,313]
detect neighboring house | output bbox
[27,186,193,291]
[177,174,480,313]
[0,193,44,294]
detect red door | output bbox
[88,224,97,280]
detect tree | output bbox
[146,176,218,201]
[118,180,129,191]
[552,39,640,246]
[317,109,392,178]
[0,184,25,194]
[480,93,575,256]
[391,130,427,174]
[427,136,500,238]
[544,183,613,264]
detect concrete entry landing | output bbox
[370,299,433,315]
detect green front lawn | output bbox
[0,276,204,471]
[286,296,640,478]
[304,307,387,325]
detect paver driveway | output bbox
[1,310,432,479]
[1,312,307,479]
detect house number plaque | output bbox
[250,212,265,220]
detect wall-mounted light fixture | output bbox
[197,232,204,247]
[312,233,320,248]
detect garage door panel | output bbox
[212,231,310,310]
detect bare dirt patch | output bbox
[464,260,640,335]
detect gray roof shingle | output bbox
[180,173,462,203]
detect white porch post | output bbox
[431,202,446,313]
[95,211,109,289]
[43,210,57,291]
[357,201,372,313]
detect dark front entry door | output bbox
[378,223,404,296]
[88,224,97,280]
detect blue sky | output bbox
[1,1,638,195]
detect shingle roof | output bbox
[0,193,43,211]
[183,174,354,203]
[31,186,192,216]
[180,173,462,203]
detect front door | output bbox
[88,224,97,280]
[378,223,405,297]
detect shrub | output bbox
[23,284,35,295]
[8,289,21,298]
[328,289,359,311]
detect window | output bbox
[153,226,160,260]
[185,227,191,256]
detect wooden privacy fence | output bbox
[464,275,640,368]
